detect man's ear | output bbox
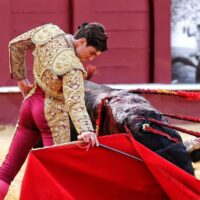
[80,38,87,45]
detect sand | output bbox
[0,124,200,200]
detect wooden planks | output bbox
[73,0,151,83]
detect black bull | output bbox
[70,81,194,175]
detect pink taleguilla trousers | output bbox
[0,86,55,185]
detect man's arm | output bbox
[9,28,38,96]
[63,69,99,147]
[9,29,36,80]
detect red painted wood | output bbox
[10,0,71,37]
[1,92,200,125]
[92,13,150,31]
[0,93,22,124]
[11,0,68,12]
[109,31,149,48]
[10,13,70,37]
[0,0,11,86]
[142,93,200,124]
[152,0,171,83]
[1,0,71,86]
[92,0,149,12]
[0,0,171,86]
[91,67,150,83]
[73,0,151,83]
[93,49,149,67]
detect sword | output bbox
[99,143,143,162]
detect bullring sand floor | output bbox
[0,124,200,200]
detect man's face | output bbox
[75,38,101,62]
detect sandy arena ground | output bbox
[0,124,200,200]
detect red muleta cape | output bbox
[20,134,200,200]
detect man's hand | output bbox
[18,79,35,97]
[77,131,99,147]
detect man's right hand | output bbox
[18,79,35,97]
[77,131,99,147]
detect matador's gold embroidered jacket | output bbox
[9,24,94,144]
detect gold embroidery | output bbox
[9,24,93,138]
[33,36,86,100]
[51,48,83,76]
[9,39,35,80]
[63,69,94,133]
[44,96,71,144]
[31,24,65,46]
[9,24,65,80]
[9,24,50,80]
[9,29,35,46]
[33,58,64,100]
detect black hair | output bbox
[74,22,108,52]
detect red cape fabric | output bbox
[20,134,200,200]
